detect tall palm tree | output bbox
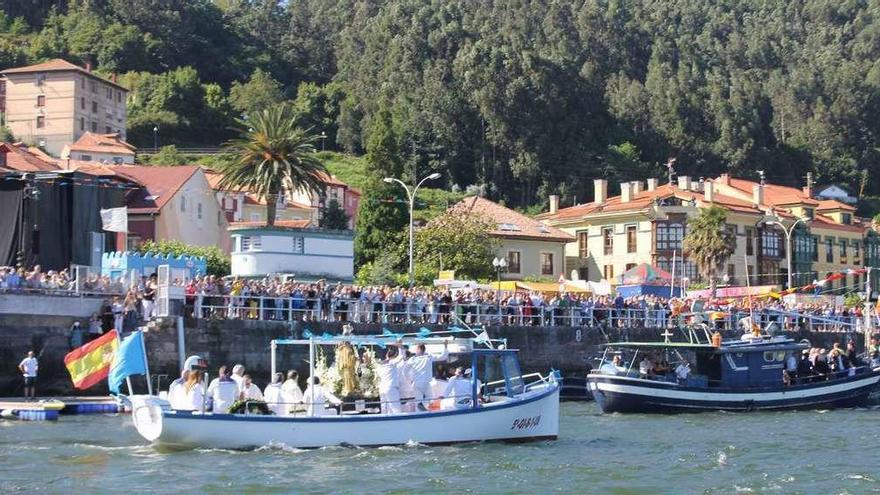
[682,206,735,297]
[217,104,328,227]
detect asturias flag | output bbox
[64,330,119,389]
[108,331,148,394]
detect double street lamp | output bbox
[383,172,442,287]
[762,215,809,290]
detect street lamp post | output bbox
[319,132,327,152]
[492,256,508,318]
[384,172,442,287]
[763,216,809,290]
[152,126,159,151]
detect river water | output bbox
[2,403,878,494]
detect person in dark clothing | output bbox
[846,341,860,368]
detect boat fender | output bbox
[0,409,15,418]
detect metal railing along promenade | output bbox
[188,294,868,333]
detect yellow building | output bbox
[1,59,128,156]
[539,174,878,292]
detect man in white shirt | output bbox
[409,342,448,411]
[239,375,263,401]
[168,370,191,410]
[281,370,304,414]
[302,376,343,416]
[674,361,691,385]
[263,372,286,415]
[230,364,245,392]
[209,368,238,413]
[18,351,38,399]
[442,367,474,409]
[376,346,402,414]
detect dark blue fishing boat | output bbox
[587,334,880,413]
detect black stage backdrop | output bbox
[0,179,24,266]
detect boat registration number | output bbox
[511,415,541,430]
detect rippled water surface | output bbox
[2,403,879,494]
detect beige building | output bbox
[1,59,128,156]
[204,170,315,225]
[539,175,879,292]
[447,196,574,280]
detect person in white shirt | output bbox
[397,350,416,412]
[209,369,239,413]
[408,342,448,411]
[441,367,473,409]
[239,375,263,401]
[183,370,206,411]
[230,364,245,392]
[302,376,342,416]
[281,370,304,414]
[376,346,402,414]
[168,370,191,410]
[674,361,691,385]
[263,372,286,415]
[18,351,38,399]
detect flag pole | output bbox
[113,329,134,395]
[139,330,153,396]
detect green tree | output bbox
[136,239,230,277]
[683,206,735,297]
[320,198,349,230]
[146,145,188,166]
[353,183,407,267]
[228,68,285,117]
[415,209,499,281]
[216,104,328,227]
[0,124,13,142]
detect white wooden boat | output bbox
[130,335,560,449]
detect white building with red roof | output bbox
[60,132,136,164]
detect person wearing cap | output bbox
[230,364,246,393]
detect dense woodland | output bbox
[3,0,880,211]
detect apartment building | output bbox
[539,175,880,293]
[0,59,127,156]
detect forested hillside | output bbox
[3,0,880,208]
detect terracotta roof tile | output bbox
[816,199,856,212]
[111,165,200,213]
[447,196,574,242]
[0,142,60,172]
[726,177,819,206]
[1,59,128,91]
[67,132,136,155]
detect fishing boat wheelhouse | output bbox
[587,333,880,413]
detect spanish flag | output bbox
[64,330,119,389]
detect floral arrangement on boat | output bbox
[314,343,380,400]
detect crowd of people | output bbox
[167,342,474,416]
[2,264,872,332]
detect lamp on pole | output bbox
[384,172,442,287]
[492,256,508,317]
[152,126,159,151]
[762,215,809,290]
[319,132,327,152]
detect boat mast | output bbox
[865,268,873,355]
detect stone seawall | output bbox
[0,314,870,396]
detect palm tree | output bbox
[682,206,735,297]
[217,104,328,227]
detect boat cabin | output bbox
[598,336,808,389]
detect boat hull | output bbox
[131,385,559,450]
[587,372,880,414]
